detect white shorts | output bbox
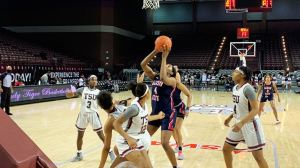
[282,81,286,85]
[225,118,265,151]
[141,131,151,151]
[75,112,102,132]
[286,81,291,85]
[116,132,151,158]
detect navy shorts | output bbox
[148,108,177,131]
[175,103,186,119]
[260,95,274,102]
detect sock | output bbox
[77,150,82,154]
[178,146,182,151]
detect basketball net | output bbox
[142,0,160,9]
[238,52,247,66]
[239,52,245,58]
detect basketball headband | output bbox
[140,84,149,99]
[88,75,97,80]
[235,67,245,75]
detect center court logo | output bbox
[190,104,234,115]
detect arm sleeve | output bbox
[243,85,256,101]
[123,105,139,120]
[76,87,84,96]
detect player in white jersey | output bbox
[97,91,128,168]
[223,66,269,168]
[97,89,165,168]
[102,82,164,168]
[66,75,115,162]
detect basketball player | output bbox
[97,85,165,168]
[172,66,192,160]
[223,66,269,168]
[141,46,179,168]
[257,74,281,124]
[66,75,115,162]
[113,82,163,168]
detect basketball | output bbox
[155,35,172,52]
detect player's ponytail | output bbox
[135,83,149,99]
[126,80,138,97]
[97,91,113,111]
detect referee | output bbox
[0,66,13,115]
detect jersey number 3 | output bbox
[87,101,91,108]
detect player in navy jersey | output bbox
[141,46,179,168]
[172,66,192,160]
[257,74,281,124]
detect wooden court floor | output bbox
[10,90,300,168]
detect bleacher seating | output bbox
[286,34,300,70]
[0,30,91,67]
[262,35,284,70]
[98,80,128,92]
[150,36,218,68]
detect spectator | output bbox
[0,66,13,115]
[201,71,207,89]
[78,75,85,88]
[56,78,63,84]
[40,71,50,85]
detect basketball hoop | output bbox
[142,0,160,10]
[238,52,246,58]
[230,42,256,57]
